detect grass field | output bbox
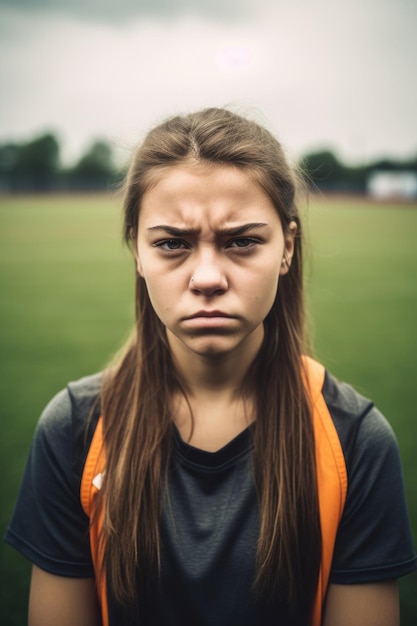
[1,193,416,624]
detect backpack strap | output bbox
[303,356,348,626]
[80,417,108,626]
[81,358,347,626]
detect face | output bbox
[135,163,296,362]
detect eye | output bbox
[155,239,188,251]
[227,237,260,250]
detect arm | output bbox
[29,565,101,626]
[322,581,399,626]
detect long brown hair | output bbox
[97,108,321,617]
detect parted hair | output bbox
[97,107,321,621]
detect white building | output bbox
[367,170,417,199]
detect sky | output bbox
[1,0,416,167]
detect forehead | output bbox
[139,162,280,228]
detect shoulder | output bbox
[35,372,103,478]
[321,369,398,469]
[322,369,375,427]
[38,372,102,435]
[67,372,103,412]
[5,373,103,577]
[320,369,417,582]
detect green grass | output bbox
[1,193,416,624]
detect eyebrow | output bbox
[147,223,268,236]
[220,223,268,236]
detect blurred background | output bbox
[1,0,416,624]
[1,0,417,193]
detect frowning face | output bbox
[135,162,296,363]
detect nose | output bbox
[189,250,228,296]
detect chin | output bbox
[185,337,246,359]
[190,344,233,358]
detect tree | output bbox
[299,150,345,190]
[69,140,116,189]
[0,133,60,191]
[0,143,19,190]
[15,133,60,190]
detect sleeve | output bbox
[330,402,417,584]
[3,388,95,578]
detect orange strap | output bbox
[303,356,348,626]
[80,418,108,626]
[81,357,347,626]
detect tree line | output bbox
[0,131,416,193]
[0,133,119,192]
[300,150,417,193]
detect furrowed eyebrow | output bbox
[147,223,268,236]
[147,225,199,236]
[220,223,268,236]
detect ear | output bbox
[279,220,297,276]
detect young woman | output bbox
[5,108,416,626]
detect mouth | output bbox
[186,310,234,320]
[182,311,237,331]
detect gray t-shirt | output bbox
[4,370,417,625]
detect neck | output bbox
[166,328,263,451]
[167,327,263,396]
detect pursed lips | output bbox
[181,311,238,329]
[186,310,234,319]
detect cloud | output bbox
[1,0,416,166]
[0,0,254,22]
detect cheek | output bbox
[259,276,280,312]
[140,269,182,322]
[143,275,169,303]
[136,258,143,277]
[241,266,280,316]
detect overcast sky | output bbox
[1,0,416,166]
